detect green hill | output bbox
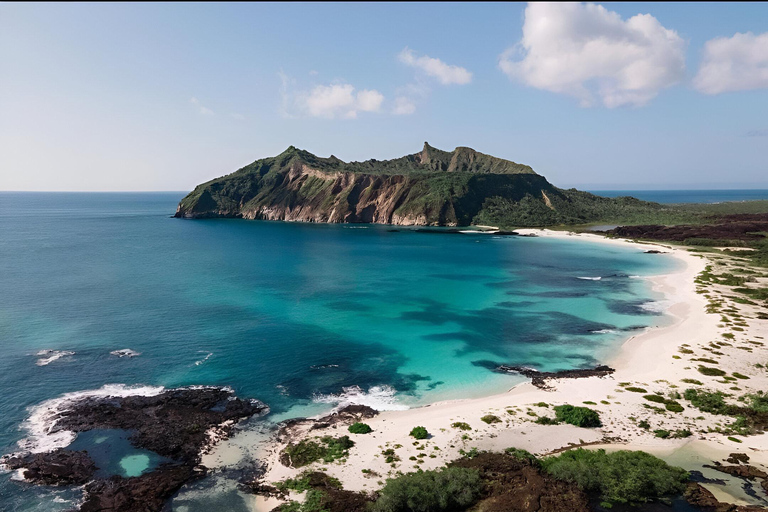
[174,143,677,227]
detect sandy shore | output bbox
[219,229,768,508]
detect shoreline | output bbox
[244,228,768,509]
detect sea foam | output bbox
[110,349,141,358]
[17,384,165,454]
[312,385,409,412]
[639,300,671,314]
[35,350,75,366]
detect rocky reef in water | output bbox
[174,143,664,227]
[2,387,267,512]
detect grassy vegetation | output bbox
[409,426,429,440]
[553,405,601,428]
[480,414,501,424]
[280,436,355,468]
[348,422,372,434]
[541,448,689,506]
[372,467,482,512]
[451,422,472,431]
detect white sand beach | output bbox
[210,229,768,508]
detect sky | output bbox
[1,2,767,192]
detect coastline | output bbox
[245,228,768,509]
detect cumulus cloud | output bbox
[499,2,686,107]
[398,48,472,85]
[279,73,385,119]
[392,96,417,115]
[694,32,768,95]
[190,97,214,115]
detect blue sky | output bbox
[1,2,767,191]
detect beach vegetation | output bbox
[728,436,743,443]
[643,394,666,404]
[541,448,688,506]
[624,387,647,393]
[665,401,684,413]
[504,447,539,465]
[732,372,750,380]
[637,420,651,429]
[348,422,373,434]
[681,379,703,385]
[372,467,482,512]
[281,436,355,468]
[697,366,726,377]
[553,405,601,428]
[409,426,429,439]
[451,422,471,431]
[534,402,550,408]
[535,416,558,425]
[480,414,501,424]
[654,429,670,438]
[582,401,597,405]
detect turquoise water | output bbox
[68,429,168,478]
[0,192,678,510]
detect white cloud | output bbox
[392,96,417,115]
[398,48,472,85]
[499,2,686,107]
[283,81,384,119]
[189,97,214,115]
[694,32,768,95]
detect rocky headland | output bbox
[3,387,267,512]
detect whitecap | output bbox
[194,351,213,366]
[591,329,617,334]
[312,385,409,412]
[576,276,601,281]
[35,350,75,366]
[17,383,165,454]
[110,349,141,358]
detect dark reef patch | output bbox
[5,387,267,512]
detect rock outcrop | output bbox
[174,143,643,227]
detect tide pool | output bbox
[0,192,679,511]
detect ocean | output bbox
[588,189,768,204]
[0,192,680,510]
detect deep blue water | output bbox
[0,192,679,510]
[589,189,768,204]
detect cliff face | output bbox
[175,143,569,227]
[176,143,664,227]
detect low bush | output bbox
[372,467,482,512]
[654,429,671,439]
[643,394,666,404]
[451,422,472,431]
[504,447,539,465]
[480,415,501,424]
[535,416,558,425]
[348,422,373,434]
[665,401,684,413]
[698,366,726,377]
[683,389,730,415]
[553,405,601,428]
[410,426,429,440]
[624,387,647,393]
[281,436,355,467]
[541,448,688,505]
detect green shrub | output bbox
[553,405,601,428]
[643,394,666,404]
[728,436,743,443]
[683,389,730,415]
[541,449,688,505]
[698,366,726,377]
[535,416,558,425]
[372,467,481,512]
[481,414,501,424]
[281,436,355,467]
[624,387,647,393]
[673,429,692,438]
[410,426,429,440]
[504,447,539,465]
[681,379,703,385]
[732,372,750,380]
[654,429,671,439]
[665,401,684,413]
[348,422,373,434]
[451,422,472,431]
[637,420,650,430]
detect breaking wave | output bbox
[312,385,409,412]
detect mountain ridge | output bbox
[175,143,663,227]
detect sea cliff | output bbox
[175,143,660,227]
